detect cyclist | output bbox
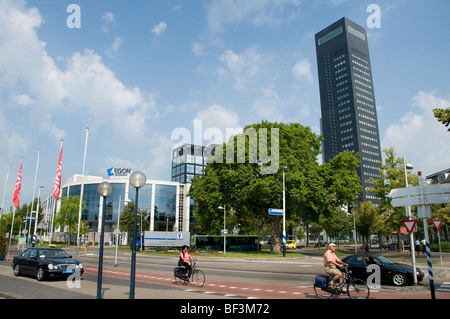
[323,243,347,290]
[179,245,192,279]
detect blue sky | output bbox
[0,0,449,210]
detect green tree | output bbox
[119,201,149,243]
[54,196,87,244]
[190,121,362,253]
[433,107,450,132]
[369,147,418,251]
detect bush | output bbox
[0,234,7,255]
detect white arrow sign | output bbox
[388,183,450,208]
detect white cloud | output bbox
[252,88,284,122]
[0,0,157,149]
[105,36,124,59]
[382,90,450,175]
[152,21,167,36]
[193,104,242,145]
[219,46,272,89]
[206,0,302,32]
[192,42,205,56]
[292,58,313,82]
[101,12,116,33]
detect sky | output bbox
[0,0,449,212]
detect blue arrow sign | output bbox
[268,208,283,216]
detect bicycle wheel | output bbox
[174,274,187,285]
[192,270,205,287]
[313,283,334,299]
[347,279,370,299]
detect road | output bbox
[1,246,449,301]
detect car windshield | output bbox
[375,256,394,265]
[39,249,70,259]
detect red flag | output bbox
[13,160,23,208]
[53,142,63,199]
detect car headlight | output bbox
[48,264,59,270]
[77,263,84,269]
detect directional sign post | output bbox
[388,172,450,299]
[268,208,283,216]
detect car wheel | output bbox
[36,267,45,281]
[13,264,20,276]
[392,272,407,286]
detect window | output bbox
[318,26,343,45]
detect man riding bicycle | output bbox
[323,243,347,289]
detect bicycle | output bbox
[313,266,370,299]
[174,258,205,287]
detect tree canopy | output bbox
[189,121,362,253]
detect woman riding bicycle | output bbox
[323,243,347,289]
[179,245,192,279]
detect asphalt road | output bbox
[1,246,449,301]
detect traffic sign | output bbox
[388,181,450,208]
[221,229,228,235]
[268,208,283,216]
[402,219,417,234]
[430,219,443,230]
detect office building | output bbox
[40,174,193,243]
[171,143,219,183]
[315,17,382,204]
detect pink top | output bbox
[323,250,338,266]
[180,251,191,265]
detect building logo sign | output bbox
[107,167,132,177]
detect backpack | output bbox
[314,275,329,290]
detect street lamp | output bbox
[218,206,226,257]
[96,181,113,299]
[404,158,417,284]
[129,171,147,299]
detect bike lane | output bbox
[83,264,450,299]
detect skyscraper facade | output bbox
[315,17,382,204]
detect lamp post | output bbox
[218,206,226,257]
[282,167,287,257]
[129,171,147,299]
[96,181,113,299]
[403,158,417,284]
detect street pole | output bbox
[96,182,113,299]
[282,167,287,257]
[403,158,417,284]
[129,171,147,299]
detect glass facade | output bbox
[52,175,191,234]
[315,18,382,204]
[171,143,219,183]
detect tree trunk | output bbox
[269,215,282,254]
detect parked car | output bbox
[12,247,84,281]
[341,254,424,286]
[286,240,296,249]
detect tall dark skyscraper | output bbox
[315,17,382,204]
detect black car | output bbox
[12,247,84,281]
[341,254,424,286]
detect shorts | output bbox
[324,266,341,277]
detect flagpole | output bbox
[50,140,63,245]
[7,157,23,262]
[28,149,40,247]
[0,163,11,220]
[77,127,89,257]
